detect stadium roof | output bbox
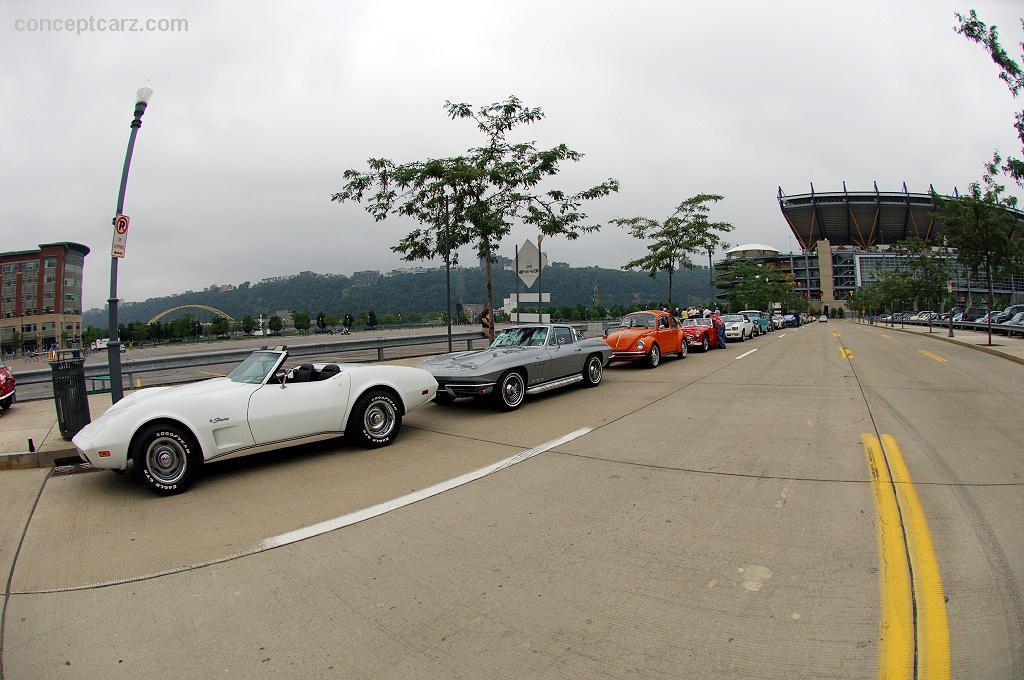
[777,183,950,251]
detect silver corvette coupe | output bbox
[420,324,613,410]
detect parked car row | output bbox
[72,310,812,495]
[878,305,1024,328]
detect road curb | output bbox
[0,445,80,470]
[859,322,1024,367]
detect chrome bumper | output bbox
[441,382,496,397]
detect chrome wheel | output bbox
[584,356,603,386]
[647,345,661,368]
[146,436,188,485]
[363,398,397,438]
[498,371,526,409]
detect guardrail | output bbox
[13,330,487,389]
[854,316,1024,337]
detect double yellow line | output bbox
[863,434,950,679]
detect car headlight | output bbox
[636,340,645,350]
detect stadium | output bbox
[718,183,1024,308]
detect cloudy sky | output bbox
[2,0,1022,311]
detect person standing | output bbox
[711,312,726,349]
[480,307,494,341]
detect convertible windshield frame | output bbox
[491,326,550,348]
[228,351,286,385]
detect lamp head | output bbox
[136,83,154,105]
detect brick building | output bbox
[1,242,90,354]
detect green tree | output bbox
[292,309,311,333]
[893,238,950,310]
[268,315,283,334]
[210,316,230,336]
[714,259,802,312]
[616,194,734,307]
[367,310,378,328]
[241,315,255,335]
[933,155,1024,342]
[333,95,619,342]
[955,10,1024,185]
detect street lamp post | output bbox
[107,84,153,404]
[443,197,453,353]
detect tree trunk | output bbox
[484,248,495,342]
[667,266,673,308]
[987,260,993,346]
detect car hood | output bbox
[100,378,251,418]
[420,347,534,373]
[603,328,655,350]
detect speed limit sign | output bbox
[112,214,130,258]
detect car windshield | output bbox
[721,315,743,322]
[228,351,283,384]
[620,313,656,328]
[491,327,549,347]
[681,318,701,327]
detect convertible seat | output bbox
[292,364,315,383]
[316,364,341,381]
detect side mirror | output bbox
[276,370,287,388]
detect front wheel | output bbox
[582,355,603,387]
[740,331,746,342]
[0,393,13,411]
[493,370,526,411]
[348,388,403,447]
[646,344,661,368]
[132,424,201,496]
[701,336,709,353]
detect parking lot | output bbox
[1,321,1022,678]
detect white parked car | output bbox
[72,347,438,495]
[720,314,754,341]
[771,313,784,330]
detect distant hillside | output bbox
[83,265,716,326]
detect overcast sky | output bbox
[2,0,1022,311]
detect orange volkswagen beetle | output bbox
[602,310,686,368]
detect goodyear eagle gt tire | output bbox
[348,389,403,447]
[132,424,201,496]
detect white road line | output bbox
[735,348,758,360]
[778,334,787,338]
[260,427,593,550]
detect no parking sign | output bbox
[111,214,130,258]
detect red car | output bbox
[0,357,15,411]
[603,310,686,368]
[679,317,719,352]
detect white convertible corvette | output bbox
[72,347,437,495]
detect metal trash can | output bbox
[50,354,91,440]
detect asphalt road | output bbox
[1,321,1021,679]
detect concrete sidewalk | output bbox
[0,393,116,469]
[852,319,1024,365]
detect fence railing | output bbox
[853,316,1024,337]
[14,330,487,389]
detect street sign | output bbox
[516,239,547,288]
[111,214,130,258]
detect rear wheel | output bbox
[646,344,661,368]
[348,388,403,447]
[433,392,454,405]
[582,355,603,387]
[493,370,526,411]
[677,341,687,359]
[132,424,200,496]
